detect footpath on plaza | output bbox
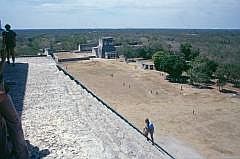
[4,57,172,159]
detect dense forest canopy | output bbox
[1,29,240,65]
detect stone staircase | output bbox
[4,57,171,159]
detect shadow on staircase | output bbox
[4,63,28,117]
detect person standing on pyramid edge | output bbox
[143,118,155,145]
[2,24,16,66]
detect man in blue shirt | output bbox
[143,118,154,145]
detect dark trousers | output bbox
[6,47,15,63]
[143,127,154,144]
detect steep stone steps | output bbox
[4,57,171,159]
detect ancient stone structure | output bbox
[97,37,117,59]
[141,61,155,70]
[4,57,170,159]
[78,44,97,52]
[91,46,99,57]
[78,37,117,59]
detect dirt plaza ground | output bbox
[62,59,240,159]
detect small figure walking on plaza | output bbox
[2,24,16,66]
[143,118,154,145]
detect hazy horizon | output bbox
[1,0,240,29]
[12,28,240,30]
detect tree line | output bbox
[4,29,240,65]
[152,43,240,91]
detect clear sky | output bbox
[0,0,240,29]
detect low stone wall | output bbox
[57,56,90,62]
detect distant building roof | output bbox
[141,60,154,65]
[102,37,113,40]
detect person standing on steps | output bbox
[143,118,155,145]
[2,24,16,66]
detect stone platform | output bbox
[4,57,171,159]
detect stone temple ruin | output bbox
[79,37,118,59]
[78,43,97,52]
[95,37,117,59]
